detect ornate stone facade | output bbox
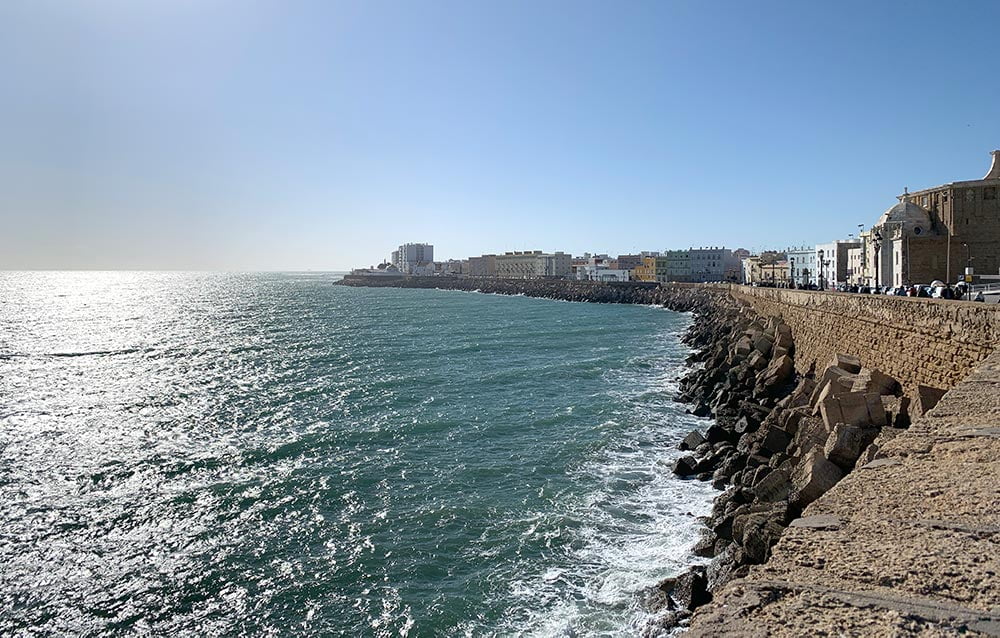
[865,150,1000,286]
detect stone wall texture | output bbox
[726,285,1000,395]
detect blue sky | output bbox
[2,0,998,270]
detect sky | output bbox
[2,0,999,271]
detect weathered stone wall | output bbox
[727,285,1000,394]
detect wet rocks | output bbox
[672,455,699,477]
[680,430,706,451]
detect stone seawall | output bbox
[728,286,1000,395]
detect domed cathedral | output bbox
[865,150,1000,288]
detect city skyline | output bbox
[2,1,999,270]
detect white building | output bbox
[786,247,817,287]
[688,247,740,282]
[496,251,572,279]
[392,243,434,274]
[577,264,630,282]
[815,240,861,289]
[436,259,466,276]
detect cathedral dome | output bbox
[876,200,934,237]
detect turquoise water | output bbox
[0,272,715,636]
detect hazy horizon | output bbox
[3,1,999,271]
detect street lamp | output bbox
[871,229,883,290]
[962,242,974,300]
[818,249,825,290]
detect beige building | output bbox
[847,247,863,284]
[867,150,1000,287]
[760,260,790,285]
[467,254,497,277]
[616,254,643,272]
[495,251,571,279]
[742,251,787,285]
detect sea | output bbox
[0,272,716,637]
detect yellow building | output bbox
[632,256,657,282]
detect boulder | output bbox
[756,354,794,392]
[734,415,757,434]
[753,335,773,357]
[742,515,785,564]
[748,465,771,487]
[780,406,809,434]
[734,335,753,358]
[733,503,787,564]
[865,392,888,426]
[752,351,772,371]
[705,424,735,445]
[881,395,911,428]
[760,427,793,456]
[774,323,793,350]
[768,453,792,470]
[819,391,885,431]
[792,416,828,456]
[705,546,741,591]
[789,377,816,404]
[912,385,946,418]
[672,455,698,477]
[823,422,875,469]
[679,430,706,451]
[809,366,858,412]
[753,468,792,502]
[829,353,862,374]
[670,567,711,611]
[851,368,900,396]
[711,470,729,490]
[791,451,843,507]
